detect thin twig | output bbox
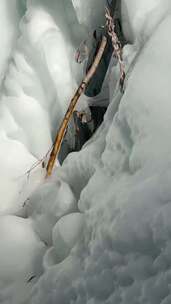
[46,36,107,177]
[15,144,53,182]
[105,7,125,90]
[25,145,53,177]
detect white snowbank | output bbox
[0,0,88,214]
[26,178,77,244]
[72,0,105,31]
[1,0,171,304]
[52,212,84,261]
[0,215,45,304]
[28,3,171,304]
[122,0,171,43]
[0,0,20,83]
[0,2,85,301]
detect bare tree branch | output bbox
[46,36,107,177]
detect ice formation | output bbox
[0,0,171,303]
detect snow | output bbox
[72,0,106,31]
[121,0,171,43]
[0,0,21,82]
[0,0,171,304]
[52,212,85,262]
[0,215,45,303]
[26,179,77,244]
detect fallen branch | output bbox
[46,35,107,177]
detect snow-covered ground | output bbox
[1,0,171,303]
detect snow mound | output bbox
[1,1,171,304]
[0,215,45,304]
[122,0,171,43]
[28,9,171,304]
[52,212,85,262]
[26,179,77,244]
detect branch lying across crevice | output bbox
[22,8,125,180]
[46,36,107,178]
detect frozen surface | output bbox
[0,0,171,304]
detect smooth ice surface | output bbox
[1,1,171,304]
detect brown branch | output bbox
[46,36,107,177]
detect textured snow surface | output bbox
[1,1,171,304]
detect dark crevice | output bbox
[58,106,107,164]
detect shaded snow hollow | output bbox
[0,0,171,303]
